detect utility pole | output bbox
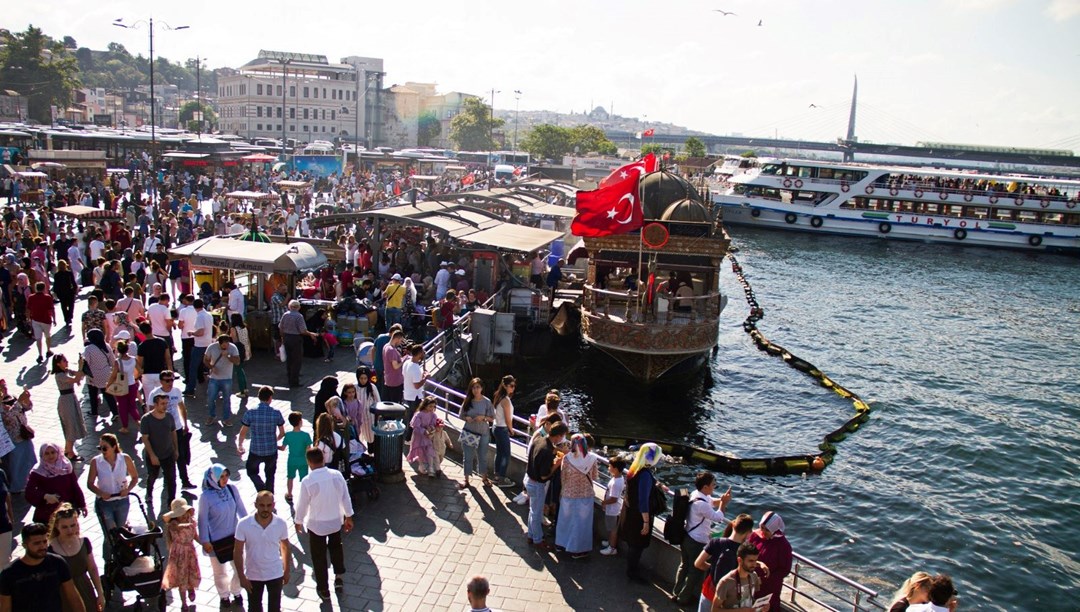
[276,58,292,165]
[513,90,522,152]
[490,88,500,149]
[195,55,201,135]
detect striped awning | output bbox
[53,205,123,220]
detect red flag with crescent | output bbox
[571,173,642,237]
[598,153,659,188]
[642,128,655,137]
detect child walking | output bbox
[280,411,312,503]
[162,498,201,611]
[431,418,452,478]
[406,397,439,476]
[599,457,626,556]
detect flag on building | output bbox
[642,128,655,137]
[598,153,659,188]
[571,173,642,237]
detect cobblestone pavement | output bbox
[2,294,677,611]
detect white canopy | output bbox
[169,237,326,274]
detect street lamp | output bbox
[243,74,253,139]
[489,88,500,149]
[513,90,522,152]
[274,58,292,165]
[113,17,188,203]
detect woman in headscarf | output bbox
[345,367,379,445]
[11,272,30,334]
[52,354,87,460]
[0,379,35,492]
[24,442,87,524]
[81,329,117,421]
[402,276,418,333]
[197,464,247,610]
[312,375,339,424]
[748,511,793,612]
[620,442,664,583]
[555,434,599,558]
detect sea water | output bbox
[513,226,1080,610]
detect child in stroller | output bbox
[102,492,167,611]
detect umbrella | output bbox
[30,162,66,170]
[241,153,278,163]
[238,231,271,243]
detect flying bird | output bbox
[758,19,764,26]
[808,104,818,108]
[713,10,737,16]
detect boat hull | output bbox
[581,313,719,383]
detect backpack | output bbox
[648,479,667,516]
[663,490,704,545]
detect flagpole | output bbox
[636,180,645,320]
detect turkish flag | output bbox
[598,153,659,188]
[571,173,642,237]
[642,128,655,137]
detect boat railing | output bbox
[583,284,724,323]
[786,552,887,612]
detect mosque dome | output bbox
[640,171,703,219]
[660,198,711,223]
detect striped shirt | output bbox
[279,310,307,336]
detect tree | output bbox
[684,136,706,158]
[0,25,80,123]
[62,36,77,49]
[568,125,617,156]
[74,47,93,72]
[521,124,572,161]
[417,110,441,147]
[449,97,503,151]
[642,143,672,156]
[179,100,216,132]
[739,150,757,158]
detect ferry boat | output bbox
[713,158,1080,254]
[579,172,730,383]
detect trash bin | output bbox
[372,402,407,483]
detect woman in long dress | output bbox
[407,398,439,476]
[52,354,86,460]
[345,368,379,444]
[0,380,35,493]
[48,503,105,612]
[555,434,599,558]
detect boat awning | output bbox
[53,205,124,220]
[224,190,277,200]
[513,179,578,197]
[161,152,210,159]
[240,153,277,163]
[528,203,576,218]
[168,237,327,274]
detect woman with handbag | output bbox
[81,329,117,421]
[105,340,140,434]
[457,377,495,490]
[197,463,247,610]
[0,379,36,493]
[52,353,86,461]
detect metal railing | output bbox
[785,552,886,612]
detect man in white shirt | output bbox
[143,233,163,254]
[89,234,105,261]
[672,471,732,605]
[235,491,290,612]
[146,294,174,350]
[285,208,299,233]
[295,447,354,600]
[66,241,84,278]
[183,299,214,396]
[227,283,245,321]
[434,261,451,300]
[175,294,196,390]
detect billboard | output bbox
[292,155,343,178]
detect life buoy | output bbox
[989,195,999,204]
[954,228,967,240]
[878,222,891,234]
[914,189,924,198]
[939,191,948,200]
[865,185,875,195]
[783,178,793,188]
[785,213,797,224]
[750,208,761,218]
[1040,199,1050,208]
[1068,201,1077,209]
[840,182,850,192]
[794,179,804,188]
[964,193,973,202]
[1028,235,1043,247]
[810,216,823,228]
[889,188,899,196]
[1015,196,1024,206]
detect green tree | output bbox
[642,143,670,156]
[449,97,503,151]
[521,124,572,161]
[740,150,757,158]
[568,125,617,156]
[179,100,216,132]
[684,136,706,158]
[0,25,80,123]
[417,110,441,147]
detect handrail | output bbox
[786,552,885,612]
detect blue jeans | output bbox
[186,345,207,393]
[461,430,489,479]
[492,426,511,479]
[246,453,278,493]
[385,307,401,328]
[206,378,233,420]
[526,479,547,544]
[95,496,131,559]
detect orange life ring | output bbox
[783,178,793,188]
[865,185,875,195]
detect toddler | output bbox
[279,411,313,502]
[430,418,452,478]
[599,457,626,556]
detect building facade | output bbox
[378,82,479,149]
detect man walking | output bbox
[673,471,731,605]
[525,423,567,551]
[278,300,316,388]
[295,447,353,600]
[234,491,290,612]
[146,293,174,355]
[176,294,196,389]
[0,523,86,612]
[380,330,405,403]
[136,322,172,407]
[149,370,196,489]
[237,386,285,493]
[269,284,287,354]
[204,334,241,427]
[140,393,178,508]
[26,282,55,364]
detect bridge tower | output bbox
[843,75,858,162]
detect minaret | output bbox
[844,75,858,162]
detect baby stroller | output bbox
[102,492,166,611]
[344,437,380,504]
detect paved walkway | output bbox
[2,294,678,611]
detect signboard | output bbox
[560,156,624,171]
[93,114,113,126]
[192,255,274,275]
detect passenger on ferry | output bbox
[675,281,695,313]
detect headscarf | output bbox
[564,433,597,474]
[760,511,786,535]
[14,272,28,292]
[202,463,232,501]
[627,442,663,479]
[86,328,109,354]
[31,442,73,478]
[403,277,417,303]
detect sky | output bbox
[5,0,1080,151]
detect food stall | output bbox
[168,236,328,351]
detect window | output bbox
[313,88,318,99]
[276,124,281,131]
[303,125,309,132]
[266,106,272,117]
[257,84,263,95]
[277,85,283,97]
[331,90,336,100]
[322,88,327,98]
[331,110,336,120]
[276,108,282,118]
[303,109,309,119]
[331,127,335,133]
[257,124,263,130]
[241,84,247,95]
[257,107,263,117]
[290,86,295,97]
[289,125,295,131]
[290,108,296,119]
[303,87,309,98]
[321,109,326,120]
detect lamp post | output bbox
[113,17,188,203]
[513,90,522,152]
[274,58,292,165]
[243,74,253,139]
[489,88,500,149]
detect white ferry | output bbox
[713,158,1080,254]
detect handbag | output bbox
[278,343,287,363]
[105,367,128,396]
[210,535,236,563]
[18,422,33,440]
[459,429,481,448]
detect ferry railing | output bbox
[785,552,886,612]
[418,294,498,370]
[583,285,725,323]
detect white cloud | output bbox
[1044,0,1080,20]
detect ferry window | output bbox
[965,206,989,219]
[798,167,813,178]
[818,168,835,180]
[760,164,781,175]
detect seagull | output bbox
[713,9,737,16]
[758,19,764,26]
[808,104,818,108]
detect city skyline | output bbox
[4,0,1080,151]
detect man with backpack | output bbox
[671,471,732,606]
[695,514,758,612]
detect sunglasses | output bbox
[98,446,112,452]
